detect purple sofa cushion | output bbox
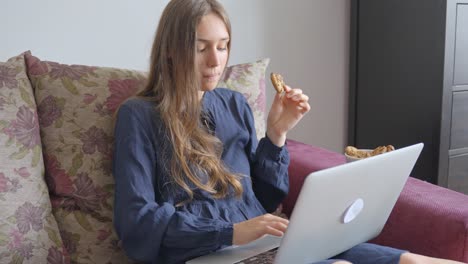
[284,139,346,216]
[372,177,468,262]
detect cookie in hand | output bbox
[270,72,285,94]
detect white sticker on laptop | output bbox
[342,198,364,224]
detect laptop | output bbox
[187,143,424,264]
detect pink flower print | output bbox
[44,154,74,195]
[61,230,78,255]
[105,79,140,113]
[47,247,66,264]
[14,167,31,178]
[38,95,63,127]
[0,65,19,88]
[25,54,49,76]
[49,196,63,210]
[17,242,34,259]
[15,202,45,234]
[0,173,7,192]
[3,106,41,149]
[7,229,24,251]
[9,178,21,193]
[7,229,34,259]
[60,198,79,212]
[73,173,103,213]
[256,77,266,112]
[93,102,113,117]
[100,151,113,176]
[82,93,97,105]
[97,229,112,241]
[221,64,252,82]
[80,126,110,155]
[49,62,96,80]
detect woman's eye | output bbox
[197,46,227,52]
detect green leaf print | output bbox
[10,253,24,264]
[31,145,41,167]
[69,153,84,176]
[74,210,94,232]
[9,146,29,160]
[61,77,79,95]
[78,78,99,87]
[19,85,34,109]
[0,120,9,131]
[55,118,63,128]
[0,233,8,247]
[45,226,63,247]
[7,216,16,224]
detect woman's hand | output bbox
[232,214,289,245]
[266,85,311,147]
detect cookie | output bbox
[270,73,285,94]
[345,145,396,159]
[345,146,371,158]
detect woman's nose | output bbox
[207,49,220,67]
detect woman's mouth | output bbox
[203,73,219,82]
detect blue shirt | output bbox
[113,88,290,264]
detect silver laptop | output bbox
[187,143,424,264]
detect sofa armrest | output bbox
[283,139,346,216]
[371,177,468,262]
[285,139,468,262]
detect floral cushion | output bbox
[25,52,145,264]
[24,51,269,263]
[0,53,66,263]
[218,58,269,140]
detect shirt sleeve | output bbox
[242,99,290,213]
[112,103,233,262]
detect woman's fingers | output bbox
[283,85,292,93]
[263,214,289,225]
[285,87,302,98]
[265,225,285,237]
[269,221,288,234]
[297,102,311,113]
[286,90,303,99]
[261,214,289,236]
[233,214,290,245]
[283,86,309,104]
[290,93,309,102]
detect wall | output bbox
[1,0,350,152]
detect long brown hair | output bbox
[137,0,243,203]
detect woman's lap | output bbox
[309,243,406,264]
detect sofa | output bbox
[0,51,467,263]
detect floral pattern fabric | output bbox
[218,58,269,141]
[25,52,144,264]
[24,51,269,263]
[0,53,66,263]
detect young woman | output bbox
[112,1,463,263]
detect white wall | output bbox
[2,0,167,70]
[1,0,350,153]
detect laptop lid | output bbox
[274,143,423,263]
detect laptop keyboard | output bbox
[234,247,278,264]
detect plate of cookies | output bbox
[344,145,395,162]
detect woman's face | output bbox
[196,12,229,92]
